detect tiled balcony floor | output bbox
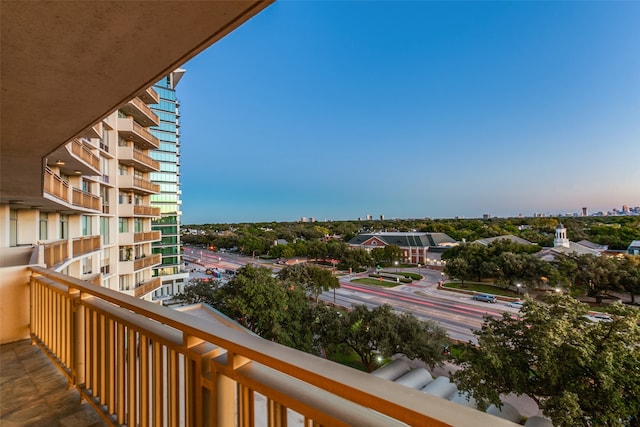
[0,339,106,427]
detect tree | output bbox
[384,244,403,263]
[173,278,219,306]
[277,263,339,302]
[452,294,640,426]
[216,264,288,341]
[443,257,471,284]
[315,304,448,372]
[619,255,640,304]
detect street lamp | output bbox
[417,263,421,274]
[394,261,398,272]
[516,283,521,298]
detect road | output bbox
[182,246,520,343]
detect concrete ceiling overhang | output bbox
[0,0,273,207]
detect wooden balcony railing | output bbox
[27,266,516,427]
[133,277,161,298]
[71,188,100,211]
[72,236,101,258]
[133,253,162,271]
[133,178,160,193]
[44,168,70,203]
[71,139,100,170]
[128,97,160,126]
[133,205,161,217]
[134,231,161,243]
[132,121,159,148]
[132,150,160,171]
[43,240,69,268]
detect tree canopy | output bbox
[452,294,640,426]
[314,304,449,372]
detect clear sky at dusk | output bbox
[178,1,640,224]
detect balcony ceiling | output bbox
[0,0,272,208]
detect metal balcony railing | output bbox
[26,266,517,427]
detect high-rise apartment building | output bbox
[149,70,189,300]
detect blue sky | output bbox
[178,1,640,224]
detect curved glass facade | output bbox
[150,71,188,294]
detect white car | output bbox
[506,301,523,308]
[585,313,612,323]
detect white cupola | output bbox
[554,223,570,248]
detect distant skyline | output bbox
[178,1,640,224]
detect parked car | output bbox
[506,301,523,308]
[472,293,497,303]
[585,313,612,323]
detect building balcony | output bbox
[75,122,102,140]
[133,277,161,298]
[134,230,161,244]
[117,117,160,150]
[43,168,102,213]
[47,139,101,176]
[119,97,160,127]
[138,86,160,105]
[72,235,101,258]
[40,235,101,269]
[117,175,160,195]
[0,266,516,427]
[118,203,161,218]
[117,146,160,172]
[133,253,162,271]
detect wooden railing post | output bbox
[71,289,85,387]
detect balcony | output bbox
[43,168,102,213]
[48,139,101,176]
[133,277,161,298]
[0,266,516,427]
[138,86,160,105]
[43,240,69,268]
[72,188,101,211]
[117,146,160,172]
[117,175,160,195]
[75,123,102,140]
[117,117,160,150]
[133,253,162,271]
[119,97,160,127]
[72,235,101,258]
[134,231,161,243]
[118,203,161,218]
[41,236,101,269]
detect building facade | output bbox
[149,70,189,300]
[348,232,457,264]
[0,87,166,300]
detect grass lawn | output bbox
[351,278,401,288]
[443,281,518,298]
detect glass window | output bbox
[119,217,129,233]
[81,215,92,236]
[39,212,48,240]
[100,217,110,245]
[9,209,18,246]
[60,214,69,239]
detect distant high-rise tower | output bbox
[149,69,189,300]
[582,207,588,217]
[366,214,372,220]
[380,214,384,221]
[554,223,570,248]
